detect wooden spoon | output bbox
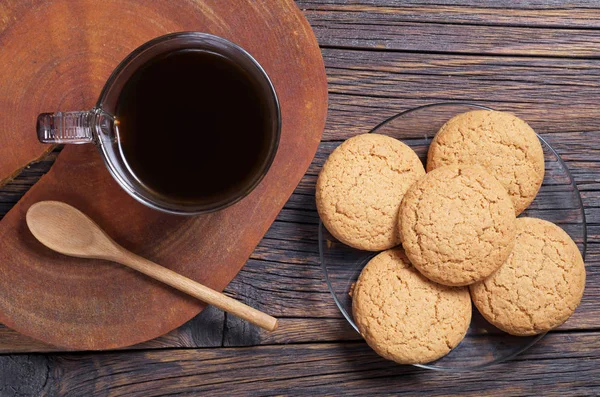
[26,200,278,332]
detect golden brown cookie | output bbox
[352,248,471,365]
[399,164,516,286]
[316,133,425,251]
[470,217,586,336]
[427,110,545,215]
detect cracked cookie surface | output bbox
[427,110,545,215]
[470,217,586,336]
[316,133,425,251]
[399,164,516,286]
[352,248,471,364]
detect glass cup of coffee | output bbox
[36,32,280,215]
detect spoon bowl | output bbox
[27,201,120,259]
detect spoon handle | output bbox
[117,250,278,332]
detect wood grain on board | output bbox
[0,0,327,350]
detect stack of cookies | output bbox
[316,110,586,365]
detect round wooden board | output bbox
[0,0,327,350]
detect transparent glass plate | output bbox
[319,103,587,371]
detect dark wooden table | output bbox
[2,1,600,395]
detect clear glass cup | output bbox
[36,32,281,215]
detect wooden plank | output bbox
[297,1,600,29]
[0,150,59,216]
[0,355,50,397]
[308,17,600,57]
[324,51,600,104]
[322,93,600,142]
[298,2,600,56]
[224,317,359,347]
[320,50,600,139]
[0,317,359,354]
[2,332,599,396]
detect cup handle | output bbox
[37,111,95,144]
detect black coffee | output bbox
[115,49,272,205]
